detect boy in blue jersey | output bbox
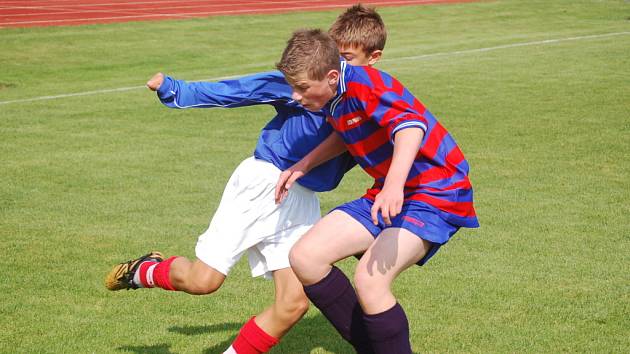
[274,29,479,353]
[105,5,386,354]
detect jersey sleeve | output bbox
[362,80,428,143]
[156,71,293,109]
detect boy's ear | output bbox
[368,50,383,65]
[327,70,340,86]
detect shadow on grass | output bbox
[169,322,242,336]
[169,315,354,354]
[117,343,174,354]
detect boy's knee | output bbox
[289,244,309,273]
[354,271,383,305]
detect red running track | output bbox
[0,0,478,28]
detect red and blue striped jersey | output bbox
[324,62,479,228]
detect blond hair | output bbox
[276,29,340,82]
[328,4,386,55]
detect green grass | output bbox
[1,0,629,352]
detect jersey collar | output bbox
[327,60,348,116]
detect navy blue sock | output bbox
[303,266,374,354]
[363,303,412,354]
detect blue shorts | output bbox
[334,198,460,265]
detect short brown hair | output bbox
[328,4,386,55]
[276,29,341,82]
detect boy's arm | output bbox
[371,127,424,225]
[274,132,347,203]
[355,75,428,225]
[146,71,293,109]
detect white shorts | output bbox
[195,157,320,278]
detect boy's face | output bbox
[339,45,382,66]
[289,70,339,112]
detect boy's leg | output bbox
[290,210,376,353]
[257,267,309,338]
[354,227,431,354]
[226,267,308,354]
[105,253,226,294]
[105,158,265,294]
[168,258,226,294]
[224,165,320,353]
[355,227,430,313]
[289,210,374,285]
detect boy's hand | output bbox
[371,186,403,226]
[371,127,424,225]
[275,168,305,204]
[146,72,164,91]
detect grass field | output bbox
[1,0,629,353]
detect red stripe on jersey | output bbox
[392,77,405,96]
[347,82,379,118]
[421,122,448,159]
[407,147,464,186]
[412,97,427,114]
[364,188,379,200]
[381,100,414,125]
[363,157,392,180]
[446,145,465,167]
[347,130,389,158]
[408,164,452,186]
[420,178,472,192]
[366,67,386,89]
[409,193,477,218]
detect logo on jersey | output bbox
[346,116,362,126]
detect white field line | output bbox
[381,31,630,63]
[0,74,248,105]
[1,31,628,106]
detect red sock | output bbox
[137,261,159,288]
[231,317,279,354]
[152,256,178,291]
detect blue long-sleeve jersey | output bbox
[156,71,356,192]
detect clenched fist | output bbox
[146,72,164,91]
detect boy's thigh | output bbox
[357,227,431,282]
[346,199,460,266]
[295,209,374,265]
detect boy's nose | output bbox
[291,91,302,101]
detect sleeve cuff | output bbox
[156,75,175,100]
[390,120,427,143]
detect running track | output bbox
[0,0,478,28]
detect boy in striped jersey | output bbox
[275,29,479,353]
[105,5,386,354]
